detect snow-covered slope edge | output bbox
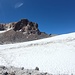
[0,29,12,34]
[0,32,75,49]
[0,32,75,74]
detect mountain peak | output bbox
[0,18,51,44]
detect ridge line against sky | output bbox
[0,0,75,34]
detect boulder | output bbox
[35,67,39,71]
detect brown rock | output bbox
[5,22,16,30]
[14,19,29,31]
[0,18,50,44]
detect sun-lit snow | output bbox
[0,32,75,74]
[0,29,12,33]
[0,30,7,33]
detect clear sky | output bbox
[0,0,75,34]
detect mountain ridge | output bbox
[0,19,52,44]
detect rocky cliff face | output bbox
[13,19,41,35]
[0,19,50,44]
[0,19,40,34]
[0,22,16,31]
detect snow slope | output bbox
[0,32,75,74]
[0,29,12,33]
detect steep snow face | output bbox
[0,32,75,74]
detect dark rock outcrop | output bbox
[14,19,40,35]
[14,19,29,31]
[35,67,39,71]
[0,24,5,30]
[0,18,51,44]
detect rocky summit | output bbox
[0,19,51,44]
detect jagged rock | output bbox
[14,19,29,31]
[0,18,50,44]
[0,19,41,35]
[13,19,40,35]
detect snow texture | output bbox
[0,29,12,33]
[0,32,75,74]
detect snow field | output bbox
[0,32,75,74]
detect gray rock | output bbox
[0,18,51,44]
[35,67,39,71]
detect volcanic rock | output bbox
[0,24,5,30]
[0,18,51,44]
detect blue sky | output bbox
[0,0,75,34]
